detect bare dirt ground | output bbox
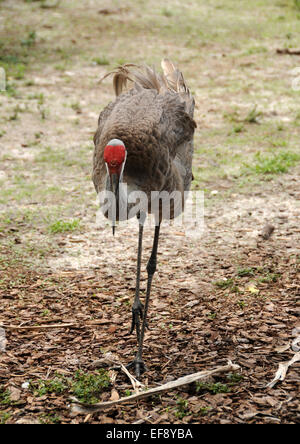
[0,0,299,424]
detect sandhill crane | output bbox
[93,59,196,377]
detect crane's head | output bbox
[104,139,127,235]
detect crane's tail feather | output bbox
[99,64,139,96]
[161,58,188,94]
[99,59,193,110]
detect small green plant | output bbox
[41,309,50,317]
[224,105,262,124]
[244,105,262,124]
[39,413,61,424]
[92,56,109,66]
[71,102,82,113]
[27,92,44,104]
[71,369,110,404]
[5,82,18,98]
[162,8,173,17]
[174,397,190,419]
[208,312,216,319]
[233,124,244,133]
[258,272,280,283]
[196,381,229,394]
[48,219,80,234]
[8,105,23,121]
[198,406,210,416]
[237,267,256,277]
[21,31,36,47]
[31,375,69,397]
[30,369,110,404]
[237,300,246,309]
[0,412,11,424]
[214,278,234,289]
[226,372,243,385]
[0,386,11,406]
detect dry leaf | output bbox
[110,389,120,401]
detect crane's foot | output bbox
[129,301,148,335]
[126,358,148,378]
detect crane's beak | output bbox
[110,173,119,196]
[110,173,119,236]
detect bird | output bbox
[92,59,196,377]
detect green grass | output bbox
[237,267,256,277]
[39,413,61,424]
[0,412,11,424]
[0,386,11,406]
[214,278,234,289]
[0,0,299,270]
[30,369,111,405]
[92,56,110,66]
[48,219,80,234]
[31,375,68,397]
[174,397,191,420]
[244,151,300,175]
[71,370,110,404]
[196,381,229,395]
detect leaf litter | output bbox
[0,193,299,423]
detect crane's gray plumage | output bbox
[92,59,196,377]
[93,59,196,217]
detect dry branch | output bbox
[71,361,240,414]
[1,323,76,331]
[1,320,107,331]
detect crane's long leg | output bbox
[129,212,146,342]
[128,222,161,378]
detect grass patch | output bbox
[174,397,191,420]
[48,219,80,234]
[30,369,110,405]
[92,56,110,66]
[196,381,229,394]
[214,278,234,289]
[0,386,11,406]
[213,267,280,295]
[258,272,280,283]
[72,370,110,404]
[224,105,263,125]
[31,375,68,397]
[237,267,256,277]
[244,151,300,175]
[0,412,11,424]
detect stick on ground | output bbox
[71,361,240,414]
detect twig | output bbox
[119,363,145,393]
[1,323,76,331]
[70,361,240,414]
[1,320,109,331]
[276,48,300,55]
[266,352,300,388]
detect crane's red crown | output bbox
[104,139,126,175]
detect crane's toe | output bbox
[126,358,148,378]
